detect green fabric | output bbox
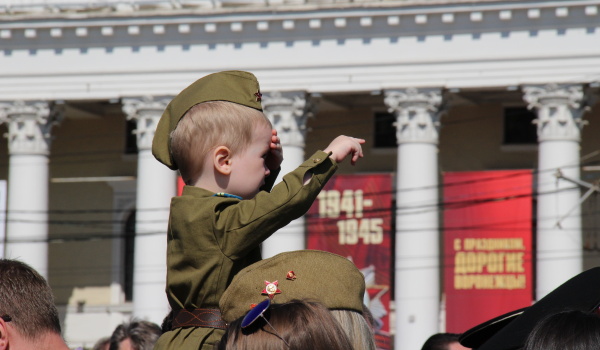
[153,151,337,350]
[153,327,222,350]
[219,250,366,323]
[152,70,263,170]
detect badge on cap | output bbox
[255,91,262,102]
[286,271,297,281]
[262,280,281,299]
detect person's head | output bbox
[93,336,110,350]
[523,310,600,350]
[219,250,374,350]
[215,299,354,350]
[330,309,376,350]
[108,319,161,350]
[460,267,600,350]
[421,333,469,350]
[0,258,64,349]
[170,100,272,193]
[152,70,266,175]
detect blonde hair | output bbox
[216,300,354,350]
[170,101,271,185]
[330,309,377,350]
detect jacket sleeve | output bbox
[217,151,337,259]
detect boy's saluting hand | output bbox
[266,129,284,172]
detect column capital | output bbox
[0,100,63,155]
[262,91,314,148]
[523,84,589,142]
[122,96,172,151]
[384,88,443,144]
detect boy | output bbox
[151,70,364,350]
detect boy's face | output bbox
[228,123,272,199]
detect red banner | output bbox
[443,170,534,333]
[307,174,393,350]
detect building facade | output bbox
[1,0,600,348]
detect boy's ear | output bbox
[214,146,233,175]
[0,318,9,350]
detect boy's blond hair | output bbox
[170,101,271,185]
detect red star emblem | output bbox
[255,91,262,102]
[286,271,297,280]
[261,280,281,299]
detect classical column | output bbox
[0,100,61,279]
[122,96,176,323]
[261,91,313,258]
[384,88,442,350]
[523,84,588,299]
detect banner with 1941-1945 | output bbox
[307,173,393,350]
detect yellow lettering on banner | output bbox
[453,236,528,290]
[341,190,355,218]
[354,190,364,218]
[317,189,368,219]
[463,238,525,251]
[454,274,526,290]
[506,252,525,272]
[454,239,461,251]
[455,251,525,275]
[338,218,384,245]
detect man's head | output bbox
[170,100,271,187]
[108,320,161,350]
[421,333,470,350]
[0,259,64,349]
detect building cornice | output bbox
[0,0,598,100]
[1,0,598,19]
[1,0,598,50]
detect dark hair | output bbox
[93,336,110,350]
[421,333,462,350]
[215,300,354,350]
[109,319,162,350]
[0,259,62,339]
[524,310,600,350]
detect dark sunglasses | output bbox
[242,299,290,348]
[0,315,11,322]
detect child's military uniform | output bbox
[151,71,338,350]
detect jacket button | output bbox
[313,158,321,163]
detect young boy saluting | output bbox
[151,70,364,350]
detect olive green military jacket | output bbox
[154,151,337,350]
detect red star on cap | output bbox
[262,280,281,299]
[255,91,262,102]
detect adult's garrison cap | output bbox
[152,70,263,170]
[459,266,600,350]
[219,250,366,323]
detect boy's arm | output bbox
[217,151,336,259]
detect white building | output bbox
[0,0,599,348]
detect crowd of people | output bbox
[3,69,600,350]
[6,254,600,350]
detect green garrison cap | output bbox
[152,70,263,170]
[219,250,366,323]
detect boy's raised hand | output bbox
[323,135,365,165]
[266,129,284,172]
